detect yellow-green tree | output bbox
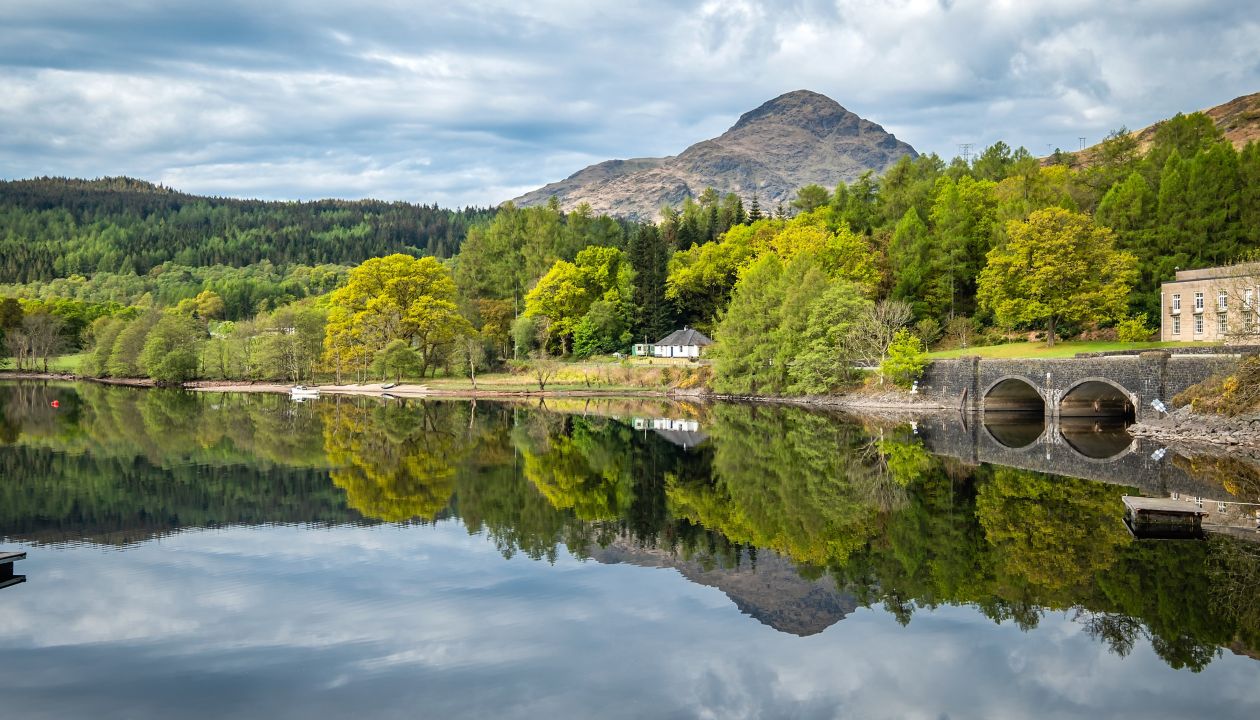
[977,208,1136,346]
[523,246,634,356]
[324,254,471,380]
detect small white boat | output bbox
[289,385,320,399]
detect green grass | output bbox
[928,340,1220,360]
[44,352,90,372]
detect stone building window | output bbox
[1172,294,1181,312]
[1247,288,1255,309]
[1194,314,1204,334]
[1218,312,1228,336]
[1173,315,1181,335]
[1194,292,1204,312]
[1218,290,1228,310]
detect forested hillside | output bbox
[0,177,495,282]
[2,106,1258,395]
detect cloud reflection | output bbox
[0,522,1256,719]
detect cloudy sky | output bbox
[2,0,1258,207]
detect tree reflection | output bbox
[321,399,471,522]
[976,467,1131,595]
[3,381,1260,671]
[666,406,930,567]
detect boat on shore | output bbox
[289,385,320,399]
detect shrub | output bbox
[913,317,943,347]
[1116,314,1154,343]
[879,329,929,389]
[1174,356,1260,416]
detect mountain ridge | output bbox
[510,90,917,220]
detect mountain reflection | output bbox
[2,381,1260,671]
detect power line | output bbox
[957,143,973,164]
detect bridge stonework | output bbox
[919,352,1242,420]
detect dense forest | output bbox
[2,110,1259,393]
[0,176,495,282]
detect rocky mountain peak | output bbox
[510,90,916,220]
[728,89,858,137]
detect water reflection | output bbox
[982,413,1046,449]
[2,381,1260,717]
[1059,418,1135,459]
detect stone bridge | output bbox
[918,352,1242,421]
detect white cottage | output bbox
[646,327,713,358]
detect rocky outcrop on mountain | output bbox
[590,537,859,636]
[511,90,917,220]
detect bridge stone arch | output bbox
[981,376,1046,414]
[1058,376,1136,420]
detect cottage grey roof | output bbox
[655,327,713,346]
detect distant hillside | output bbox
[0,177,495,283]
[511,90,917,220]
[1064,91,1260,165]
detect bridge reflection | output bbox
[919,412,1226,499]
[982,416,1135,460]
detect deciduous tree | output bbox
[978,208,1136,346]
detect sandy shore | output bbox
[188,381,670,400]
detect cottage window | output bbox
[1194,292,1204,312]
[1172,315,1181,335]
[1194,314,1204,334]
[1171,294,1181,312]
[1218,290,1228,310]
[1218,312,1228,336]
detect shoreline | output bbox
[1130,406,1260,449]
[6,371,1256,445]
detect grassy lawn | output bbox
[928,340,1220,360]
[43,352,90,372]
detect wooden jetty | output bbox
[0,551,26,590]
[1122,496,1207,539]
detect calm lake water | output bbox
[1,380,1258,719]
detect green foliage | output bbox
[978,208,1137,345]
[523,246,634,356]
[107,311,160,377]
[325,254,471,379]
[1115,314,1153,342]
[712,253,871,395]
[791,184,831,214]
[372,339,423,382]
[140,312,204,383]
[0,177,491,284]
[879,329,928,388]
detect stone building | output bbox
[1160,262,1260,342]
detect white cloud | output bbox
[0,0,1257,205]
